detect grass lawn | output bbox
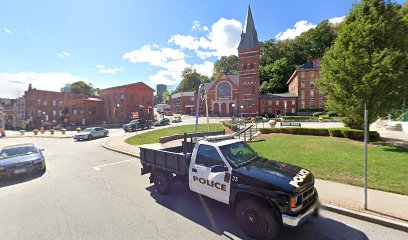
[125,124,224,146]
[248,134,408,195]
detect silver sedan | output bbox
[74,127,109,141]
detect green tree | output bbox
[212,55,238,79]
[259,57,294,93]
[162,90,170,104]
[174,68,210,93]
[67,81,98,96]
[318,0,408,129]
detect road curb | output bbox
[322,204,408,232]
[2,135,74,139]
[102,140,140,159]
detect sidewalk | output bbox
[1,130,76,138]
[102,134,408,228]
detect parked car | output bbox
[172,116,182,123]
[153,118,170,127]
[74,127,109,141]
[123,119,152,132]
[0,144,46,177]
[164,111,173,116]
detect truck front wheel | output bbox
[236,199,281,240]
[153,170,172,195]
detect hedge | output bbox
[260,127,380,142]
[341,129,380,141]
[259,128,330,136]
[222,121,239,131]
[281,116,318,120]
[313,112,323,117]
[328,129,343,138]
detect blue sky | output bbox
[1,0,405,98]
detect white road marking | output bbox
[93,159,135,171]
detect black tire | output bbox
[104,132,108,137]
[236,199,281,240]
[153,170,172,195]
[88,135,93,140]
[132,126,136,132]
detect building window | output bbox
[37,99,41,106]
[319,101,324,108]
[73,109,77,115]
[53,100,56,106]
[301,100,305,109]
[292,100,296,105]
[59,101,63,107]
[300,72,305,79]
[301,90,305,100]
[275,100,280,105]
[320,93,324,100]
[310,79,315,88]
[250,63,254,70]
[301,81,305,89]
[189,96,194,103]
[268,100,272,106]
[243,64,247,71]
[121,94,124,100]
[217,82,232,97]
[52,110,56,117]
[292,108,295,114]
[37,110,41,115]
[310,90,315,99]
[310,71,315,78]
[43,100,47,106]
[310,100,315,109]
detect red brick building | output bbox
[287,59,324,111]
[169,91,196,115]
[24,85,87,128]
[62,98,103,125]
[259,93,298,116]
[100,82,155,122]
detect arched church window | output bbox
[217,82,232,97]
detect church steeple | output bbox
[238,4,259,51]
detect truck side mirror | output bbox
[211,165,228,173]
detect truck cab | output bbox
[140,135,319,239]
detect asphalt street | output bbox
[0,129,407,240]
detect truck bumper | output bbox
[282,201,319,227]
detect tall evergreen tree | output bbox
[318,0,408,129]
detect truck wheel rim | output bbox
[243,209,260,228]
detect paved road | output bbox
[0,135,407,240]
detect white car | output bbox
[74,127,109,141]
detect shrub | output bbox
[298,108,324,112]
[327,111,338,117]
[313,112,323,117]
[341,129,380,141]
[260,128,330,136]
[328,129,343,137]
[281,116,318,120]
[222,121,238,131]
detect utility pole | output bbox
[364,102,368,210]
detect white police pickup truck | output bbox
[140,135,319,239]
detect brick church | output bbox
[170,5,324,116]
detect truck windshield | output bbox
[219,142,258,167]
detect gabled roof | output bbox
[238,5,259,51]
[204,74,239,92]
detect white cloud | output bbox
[3,27,13,35]
[0,72,94,98]
[193,61,214,77]
[96,65,123,74]
[169,18,242,59]
[58,50,72,58]
[329,16,345,25]
[191,20,209,32]
[275,20,317,40]
[122,44,185,68]
[125,18,242,86]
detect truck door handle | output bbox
[192,168,197,173]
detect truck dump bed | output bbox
[139,142,194,176]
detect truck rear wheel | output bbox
[236,199,281,240]
[153,170,172,195]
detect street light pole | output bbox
[364,102,368,210]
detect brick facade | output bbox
[62,98,103,125]
[100,82,155,122]
[24,88,86,128]
[238,47,260,116]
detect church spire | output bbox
[238,4,259,51]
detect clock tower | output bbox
[238,5,260,116]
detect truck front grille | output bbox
[301,186,315,210]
